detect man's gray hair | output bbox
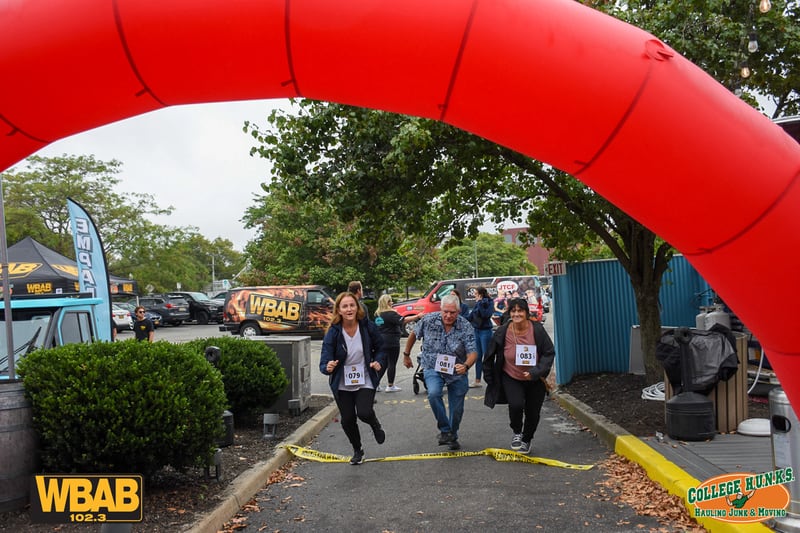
[440,294,460,309]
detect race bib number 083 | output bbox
[515,344,537,366]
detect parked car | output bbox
[117,302,163,329]
[166,291,223,325]
[146,311,163,328]
[130,295,190,326]
[112,304,133,332]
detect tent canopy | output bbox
[4,237,137,296]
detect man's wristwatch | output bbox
[403,352,411,357]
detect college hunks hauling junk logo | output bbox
[687,468,792,523]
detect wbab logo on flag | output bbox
[30,474,143,523]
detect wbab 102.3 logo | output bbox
[687,468,792,523]
[30,474,143,524]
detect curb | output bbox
[551,391,771,533]
[185,399,339,533]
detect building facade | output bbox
[502,227,551,274]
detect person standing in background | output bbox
[348,280,369,317]
[450,289,470,318]
[133,306,154,342]
[374,294,422,392]
[468,287,493,387]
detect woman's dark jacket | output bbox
[470,297,494,330]
[319,318,386,400]
[376,310,404,346]
[482,321,555,408]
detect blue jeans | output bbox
[473,328,493,381]
[423,369,469,440]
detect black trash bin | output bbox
[658,326,739,441]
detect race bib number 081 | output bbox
[435,353,455,375]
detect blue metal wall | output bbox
[552,255,713,385]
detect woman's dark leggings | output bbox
[381,342,401,383]
[336,388,381,451]
[501,373,547,443]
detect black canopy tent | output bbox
[2,236,137,296]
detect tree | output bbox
[440,233,535,279]
[1,155,172,260]
[246,3,798,383]
[600,0,799,117]
[2,154,246,294]
[240,185,444,292]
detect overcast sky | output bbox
[31,99,297,251]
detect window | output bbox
[308,291,325,304]
[59,311,94,345]
[432,283,455,302]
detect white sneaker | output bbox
[385,385,402,392]
[376,385,383,392]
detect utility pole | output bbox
[473,240,479,278]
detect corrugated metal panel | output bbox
[553,255,712,385]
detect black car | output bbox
[132,295,191,326]
[166,291,223,325]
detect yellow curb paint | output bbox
[283,444,594,469]
[614,435,772,533]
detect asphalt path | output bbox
[148,317,665,532]
[233,386,664,532]
[129,314,666,531]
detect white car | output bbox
[112,304,133,332]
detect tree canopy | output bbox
[1,154,245,293]
[244,1,798,382]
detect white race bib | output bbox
[345,364,366,385]
[515,344,537,366]
[435,353,456,375]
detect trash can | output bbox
[659,327,746,435]
[769,388,800,531]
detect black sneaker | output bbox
[449,439,461,450]
[373,426,386,444]
[518,441,531,454]
[438,432,453,445]
[350,449,364,465]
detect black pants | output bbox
[501,373,547,443]
[336,388,381,451]
[379,341,401,384]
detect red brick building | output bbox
[502,227,551,274]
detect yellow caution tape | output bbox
[283,444,593,470]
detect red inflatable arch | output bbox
[2,0,800,404]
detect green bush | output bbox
[184,337,289,419]
[18,340,227,477]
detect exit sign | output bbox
[545,261,567,276]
